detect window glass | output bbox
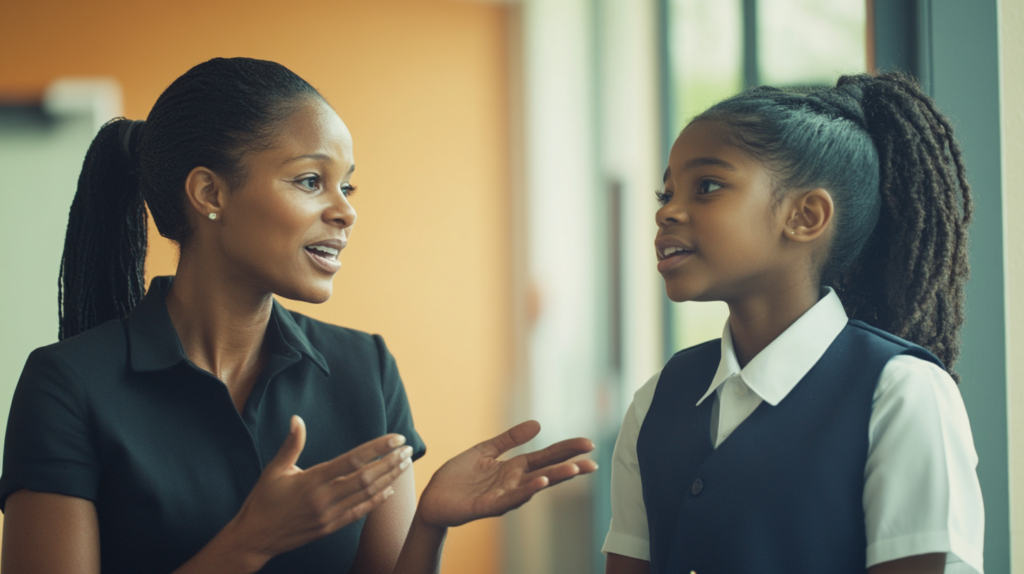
[662,0,867,354]
[667,0,744,130]
[665,0,742,351]
[758,0,866,88]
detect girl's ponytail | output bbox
[58,118,148,340]
[831,73,973,377]
[695,72,972,378]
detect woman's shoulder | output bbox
[279,308,391,363]
[25,319,127,372]
[16,319,127,400]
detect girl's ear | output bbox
[183,166,229,222]
[785,188,834,242]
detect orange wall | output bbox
[0,1,511,571]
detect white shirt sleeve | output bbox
[601,371,662,560]
[864,355,985,573]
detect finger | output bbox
[268,415,307,471]
[482,475,550,516]
[524,458,601,489]
[326,483,398,533]
[310,433,407,479]
[479,420,542,458]
[328,445,413,502]
[521,437,595,472]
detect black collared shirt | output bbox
[0,277,426,573]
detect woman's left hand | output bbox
[416,420,597,529]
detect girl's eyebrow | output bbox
[683,157,737,171]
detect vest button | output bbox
[691,478,704,496]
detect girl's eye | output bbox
[297,175,321,191]
[698,180,724,195]
[342,184,358,198]
[655,189,673,206]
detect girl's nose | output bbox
[656,199,687,228]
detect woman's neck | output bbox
[725,274,822,368]
[164,252,272,408]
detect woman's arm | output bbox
[1,416,412,574]
[868,553,945,574]
[605,553,650,574]
[1,490,100,574]
[351,420,596,574]
[348,468,420,574]
[390,420,596,574]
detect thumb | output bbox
[270,414,306,470]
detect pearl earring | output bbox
[209,213,217,221]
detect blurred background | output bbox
[1,0,1021,572]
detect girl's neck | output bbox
[726,276,822,368]
[164,251,272,400]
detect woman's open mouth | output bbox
[305,244,342,273]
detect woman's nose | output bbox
[325,191,357,229]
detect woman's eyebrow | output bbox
[280,155,356,175]
[683,157,737,171]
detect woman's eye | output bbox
[297,175,321,191]
[655,189,672,206]
[342,184,358,197]
[698,180,723,195]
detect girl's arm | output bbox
[867,553,945,574]
[605,553,650,574]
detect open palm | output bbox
[417,420,597,528]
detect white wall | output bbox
[999,0,1024,569]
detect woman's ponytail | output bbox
[831,73,973,377]
[57,58,326,341]
[58,118,148,340]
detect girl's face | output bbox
[214,99,357,304]
[655,120,794,303]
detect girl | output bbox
[0,57,597,573]
[602,73,983,574]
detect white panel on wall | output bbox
[0,78,121,468]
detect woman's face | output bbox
[214,98,357,304]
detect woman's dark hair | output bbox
[693,72,972,378]
[59,57,324,340]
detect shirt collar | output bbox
[128,276,329,376]
[696,287,849,407]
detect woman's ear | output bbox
[183,166,228,222]
[784,188,834,242]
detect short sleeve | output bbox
[864,355,984,573]
[602,370,662,561]
[372,335,426,461]
[0,347,100,511]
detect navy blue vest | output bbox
[637,320,943,574]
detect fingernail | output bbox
[401,446,413,459]
[388,435,407,448]
[592,463,599,471]
[400,458,412,471]
[383,486,395,499]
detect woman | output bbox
[0,57,596,573]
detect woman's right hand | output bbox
[208,415,414,572]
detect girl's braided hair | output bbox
[59,57,323,340]
[695,72,972,379]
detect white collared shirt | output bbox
[602,289,985,573]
